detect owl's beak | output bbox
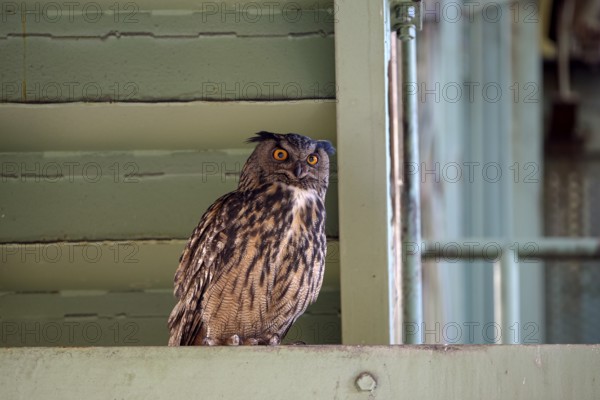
[294,162,308,180]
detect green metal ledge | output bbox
[1,345,598,399]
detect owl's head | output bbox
[239,131,335,195]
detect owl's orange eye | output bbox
[273,148,288,161]
[307,154,319,165]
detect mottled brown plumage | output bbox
[168,132,334,346]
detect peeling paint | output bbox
[535,346,542,367]
[420,344,463,352]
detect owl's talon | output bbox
[268,334,281,346]
[202,337,220,346]
[226,334,240,346]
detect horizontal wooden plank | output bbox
[0,150,339,241]
[0,316,168,346]
[0,290,340,345]
[1,35,334,102]
[0,345,598,399]
[0,101,336,151]
[0,3,334,37]
[0,239,340,291]
[0,290,176,318]
[2,0,335,12]
[0,313,341,346]
[0,289,340,319]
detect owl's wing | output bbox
[167,192,237,346]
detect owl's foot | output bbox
[202,334,281,346]
[225,334,240,346]
[201,337,221,346]
[201,335,241,345]
[238,334,280,345]
[267,334,281,346]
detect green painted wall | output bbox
[0,151,338,242]
[0,0,340,346]
[0,290,340,346]
[0,2,335,102]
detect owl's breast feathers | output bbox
[168,182,327,345]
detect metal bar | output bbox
[493,260,502,337]
[398,10,423,344]
[388,31,403,344]
[499,247,520,343]
[419,238,600,260]
[512,0,544,342]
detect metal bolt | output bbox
[398,25,416,41]
[395,4,416,22]
[355,372,377,392]
[405,5,416,21]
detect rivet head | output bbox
[355,372,377,392]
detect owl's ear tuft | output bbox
[246,131,280,144]
[317,140,335,155]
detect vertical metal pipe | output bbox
[498,7,517,344]
[493,260,502,333]
[389,31,403,344]
[499,247,521,344]
[400,30,423,344]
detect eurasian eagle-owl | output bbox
[168,131,335,345]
